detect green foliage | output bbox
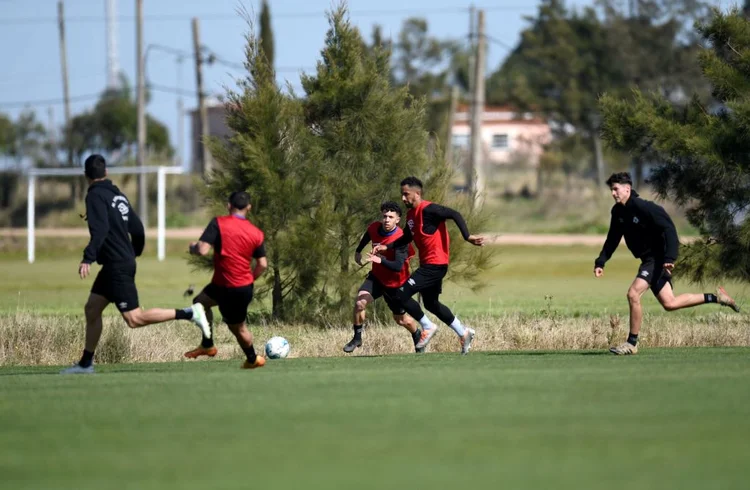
[259,0,274,68]
[600,7,750,282]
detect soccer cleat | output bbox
[460,328,476,355]
[184,346,218,359]
[415,326,438,349]
[609,342,638,355]
[241,356,266,369]
[343,338,362,353]
[60,363,95,375]
[411,329,425,353]
[717,287,741,313]
[415,346,425,354]
[190,303,212,339]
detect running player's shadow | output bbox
[486,350,610,357]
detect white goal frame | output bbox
[25,165,186,264]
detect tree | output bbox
[0,110,46,208]
[600,7,750,282]
[259,0,274,68]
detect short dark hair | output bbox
[606,172,633,187]
[400,176,423,189]
[228,191,251,210]
[380,201,402,216]
[84,154,107,180]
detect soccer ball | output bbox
[265,336,290,359]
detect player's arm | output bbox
[425,203,484,246]
[594,213,623,275]
[189,218,218,256]
[252,241,268,279]
[644,201,679,266]
[354,230,371,266]
[370,243,409,271]
[81,193,110,265]
[128,206,145,257]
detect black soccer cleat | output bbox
[412,329,425,353]
[343,337,362,353]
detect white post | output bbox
[157,166,166,261]
[27,175,36,264]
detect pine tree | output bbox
[259,0,274,68]
[600,7,750,282]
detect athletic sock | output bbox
[449,316,466,337]
[417,315,436,331]
[200,332,214,349]
[242,345,257,364]
[412,328,422,344]
[704,293,717,304]
[175,307,193,320]
[79,349,94,368]
[627,333,639,346]
[353,325,363,341]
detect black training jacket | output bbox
[595,190,679,268]
[81,179,145,265]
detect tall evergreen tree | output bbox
[600,7,750,282]
[259,0,274,68]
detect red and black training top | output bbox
[356,221,415,288]
[199,215,266,288]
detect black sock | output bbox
[353,325,363,341]
[200,332,214,349]
[412,328,422,343]
[705,293,717,304]
[627,333,639,346]
[79,349,94,368]
[242,345,257,363]
[175,307,193,320]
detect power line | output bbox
[0,5,534,25]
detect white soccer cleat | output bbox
[190,303,211,339]
[60,363,95,375]
[415,326,438,349]
[460,328,476,355]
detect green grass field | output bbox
[2,349,749,489]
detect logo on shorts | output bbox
[112,196,130,222]
[407,219,414,230]
[640,270,649,277]
[118,302,128,310]
[633,217,640,224]
[408,278,416,286]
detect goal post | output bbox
[25,165,186,264]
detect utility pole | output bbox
[468,9,486,208]
[192,17,211,176]
[57,1,72,168]
[466,3,476,190]
[445,85,459,168]
[48,107,57,166]
[177,55,185,167]
[136,0,147,225]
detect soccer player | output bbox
[373,177,485,354]
[595,172,740,355]
[184,191,268,369]
[61,154,211,374]
[343,201,423,353]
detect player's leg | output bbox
[655,280,739,313]
[184,285,219,359]
[392,270,439,347]
[420,285,475,354]
[383,289,422,352]
[344,275,379,353]
[61,292,109,374]
[219,285,264,369]
[610,276,650,355]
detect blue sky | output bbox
[0,0,734,166]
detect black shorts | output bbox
[91,262,140,313]
[203,283,254,324]
[399,264,447,299]
[359,273,406,315]
[636,257,672,295]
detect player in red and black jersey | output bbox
[185,191,268,369]
[373,177,485,354]
[343,201,423,353]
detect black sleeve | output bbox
[644,201,679,263]
[253,241,266,258]
[379,244,408,272]
[82,193,110,264]
[128,206,145,257]
[355,230,371,253]
[424,203,471,240]
[386,225,413,250]
[595,212,623,268]
[199,218,219,245]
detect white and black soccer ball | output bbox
[265,336,290,359]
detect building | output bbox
[190,100,232,174]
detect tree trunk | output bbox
[272,264,283,319]
[592,134,606,186]
[633,156,643,189]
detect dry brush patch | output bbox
[1,311,748,366]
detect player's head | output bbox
[228,191,251,215]
[400,176,423,209]
[380,201,402,232]
[606,172,633,205]
[84,154,107,182]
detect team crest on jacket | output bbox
[633,217,639,224]
[112,196,130,221]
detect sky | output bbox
[0,0,736,167]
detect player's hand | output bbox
[354,252,363,266]
[663,263,675,273]
[366,252,383,264]
[79,262,90,279]
[372,244,388,254]
[188,242,198,255]
[594,267,604,278]
[468,235,485,246]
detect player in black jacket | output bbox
[61,155,211,374]
[594,172,740,355]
